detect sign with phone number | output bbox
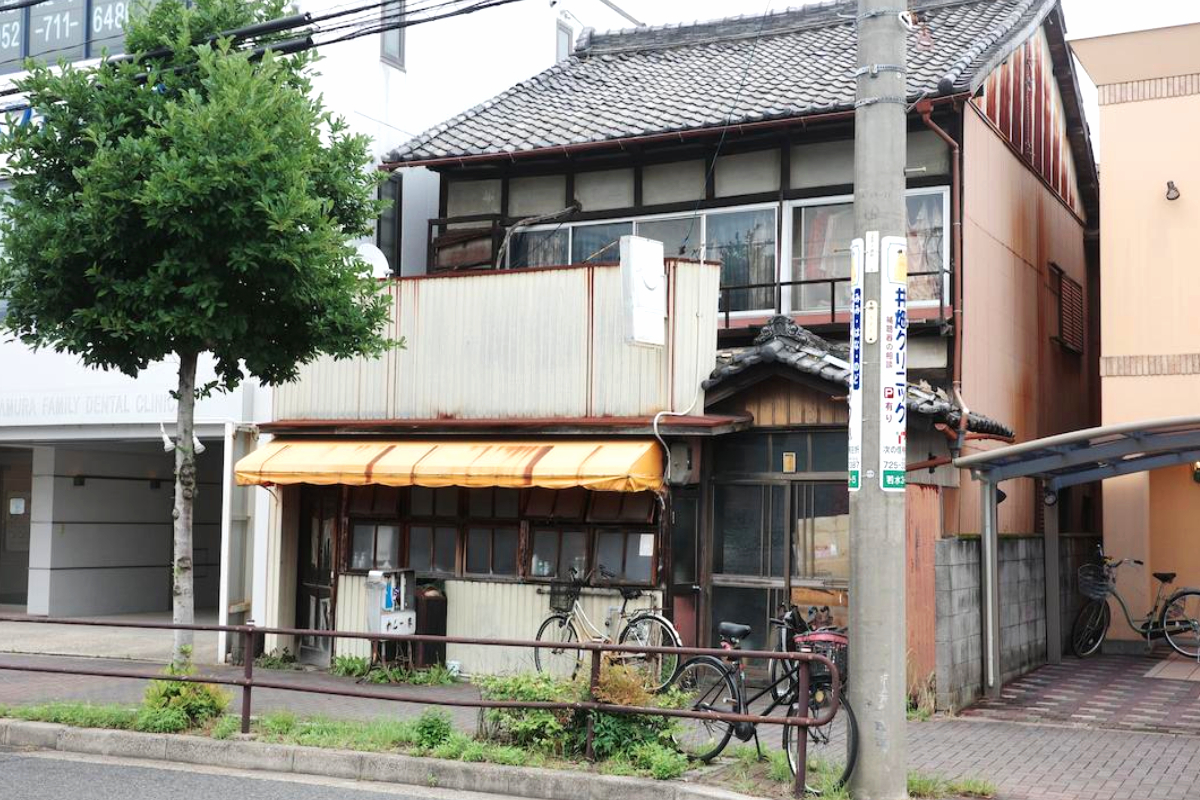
[879,236,908,492]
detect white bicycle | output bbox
[534,567,681,692]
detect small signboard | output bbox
[879,236,908,492]
[848,239,864,491]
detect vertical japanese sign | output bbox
[848,238,864,491]
[879,236,908,492]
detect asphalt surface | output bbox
[0,747,517,800]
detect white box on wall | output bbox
[620,235,666,347]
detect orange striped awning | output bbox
[234,439,663,493]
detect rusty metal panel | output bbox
[669,261,722,411]
[590,265,665,417]
[334,573,371,659]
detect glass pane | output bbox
[435,488,459,518]
[811,431,849,472]
[637,217,701,260]
[525,488,555,519]
[595,532,625,579]
[769,486,786,578]
[468,489,493,518]
[561,530,588,578]
[707,208,776,313]
[672,493,698,584]
[466,528,490,574]
[771,432,809,474]
[531,530,559,578]
[409,526,432,571]
[494,528,519,575]
[907,192,946,303]
[713,432,769,474]
[625,533,653,584]
[376,525,400,569]
[571,222,631,263]
[811,485,850,581]
[711,587,770,654]
[434,526,457,573]
[621,493,655,523]
[495,489,520,518]
[350,524,375,571]
[410,487,434,517]
[795,203,854,313]
[712,485,762,576]
[587,492,622,522]
[511,229,569,268]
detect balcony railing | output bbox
[718,270,948,329]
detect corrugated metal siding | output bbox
[973,27,1082,217]
[906,484,940,692]
[443,579,659,676]
[274,262,720,422]
[334,573,372,659]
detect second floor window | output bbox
[377,174,402,274]
[381,0,405,69]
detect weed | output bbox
[255,649,299,670]
[767,749,792,783]
[133,706,190,733]
[431,732,472,760]
[480,743,530,767]
[406,664,456,686]
[629,741,688,780]
[460,741,488,763]
[259,710,298,737]
[414,709,454,749]
[330,655,370,678]
[2,702,138,730]
[949,777,998,798]
[210,715,240,740]
[908,771,951,798]
[142,657,229,727]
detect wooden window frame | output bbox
[464,524,522,577]
[1050,263,1084,355]
[380,0,405,69]
[348,519,402,572]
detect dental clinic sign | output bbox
[879,236,908,492]
[848,239,864,492]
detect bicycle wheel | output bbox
[768,630,793,702]
[784,685,857,794]
[1162,589,1200,658]
[534,614,582,679]
[1071,599,1110,657]
[618,613,681,692]
[667,655,737,762]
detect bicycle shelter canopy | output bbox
[955,415,1200,698]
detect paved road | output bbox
[0,746,516,800]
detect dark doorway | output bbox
[0,448,32,607]
[297,487,338,667]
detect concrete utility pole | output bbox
[848,0,908,797]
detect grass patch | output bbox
[907,771,995,798]
[210,715,240,740]
[0,702,138,729]
[255,648,300,671]
[950,776,998,798]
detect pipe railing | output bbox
[0,615,840,798]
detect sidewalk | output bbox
[2,652,1199,799]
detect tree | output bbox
[0,0,392,662]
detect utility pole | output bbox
[848,0,908,798]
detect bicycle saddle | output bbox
[718,621,752,641]
[619,587,643,600]
[1154,571,1176,584]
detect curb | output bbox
[0,718,754,800]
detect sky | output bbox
[562,0,1200,158]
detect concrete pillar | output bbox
[26,446,56,616]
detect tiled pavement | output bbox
[4,652,1200,799]
[963,652,1200,735]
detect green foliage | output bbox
[259,710,298,736]
[950,777,998,798]
[477,743,531,767]
[254,716,417,751]
[430,731,472,760]
[629,742,688,780]
[413,709,454,750]
[2,702,138,729]
[362,663,457,686]
[580,709,674,762]
[907,771,951,798]
[133,706,191,733]
[767,749,792,783]
[407,664,457,686]
[477,672,579,753]
[0,0,393,390]
[210,715,240,740]
[330,655,371,678]
[255,649,299,670]
[142,659,230,727]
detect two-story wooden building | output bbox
[237,0,1100,708]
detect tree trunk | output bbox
[172,351,199,666]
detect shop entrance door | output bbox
[297,488,337,667]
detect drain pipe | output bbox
[917,100,970,454]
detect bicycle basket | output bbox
[1077,564,1114,601]
[548,581,581,613]
[794,630,849,686]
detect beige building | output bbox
[1073,24,1200,642]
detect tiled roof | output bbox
[704,316,1015,438]
[388,0,1054,164]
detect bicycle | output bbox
[1071,545,1200,659]
[534,566,682,692]
[667,617,858,795]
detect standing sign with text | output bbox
[879,236,908,492]
[848,238,864,491]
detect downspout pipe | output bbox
[917,100,969,454]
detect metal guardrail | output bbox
[0,615,838,797]
[719,270,947,328]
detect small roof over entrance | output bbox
[955,415,1200,699]
[235,439,663,493]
